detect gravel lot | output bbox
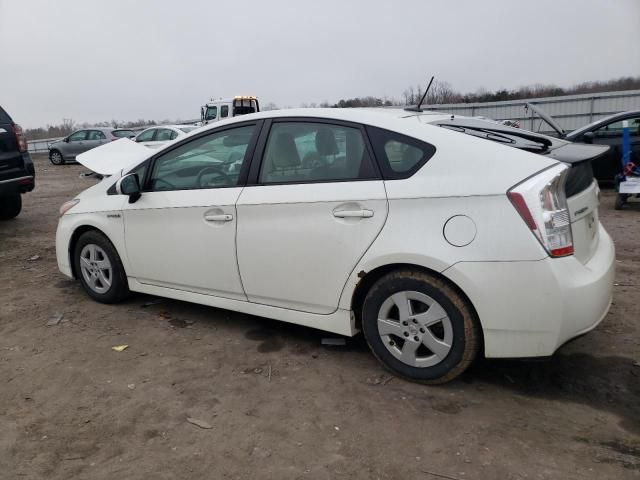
[1,154,639,479]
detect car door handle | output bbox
[204,214,233,222]
[333,209,374,218]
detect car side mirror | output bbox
[583,131,595,144]
[64,137,70,143]
[115,173,141,203]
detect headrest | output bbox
[271,133,301,168]
[315,127,339,156]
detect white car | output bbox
[134,125,199,149]
[56,108,615,383]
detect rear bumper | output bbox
[0,153,35,195]
[443,224,615,358]
[0,175,34,195]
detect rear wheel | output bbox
[73,230,130,303]
[0,194,22,220]
[49,150,64,165]
[361,269,480,384]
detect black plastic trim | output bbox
[365,125,436,180]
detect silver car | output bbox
[48,127,135,165]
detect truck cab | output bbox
[200,96,260,125]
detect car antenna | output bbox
[404,76,435,112]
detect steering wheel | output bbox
[197,165,231,188]
[153,178,175,190]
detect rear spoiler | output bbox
[544,142,610,165]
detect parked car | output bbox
[566,111,640,182]
[48,128,136,165]
[56,108,614,383]
[0,105,35,220]
[134,125,199,149]
[526,103,640,183]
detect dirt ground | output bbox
[1,154,639,480]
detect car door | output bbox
[64,130,88,159]
[235,119,388,314]
[588,116,640,180]
[148,128,174,149]
[81,130,106,153]
[135,128,157,148]
[121,122,260,299]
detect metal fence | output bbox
[421,89,640,134]
[27,137,63,153]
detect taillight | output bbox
[13,124,28,153]
[508,165,574,258]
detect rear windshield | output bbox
[0,106,12,124]
[112,129,134,138]
[179,126,198,133]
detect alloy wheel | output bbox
[79,244,113,294]
[377,290,453,368]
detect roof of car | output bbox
[137,124,196,133]
[195,107,455,135]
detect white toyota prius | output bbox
[56,108,615,383]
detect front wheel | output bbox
[49,150,64,165]
[73,230,130,303]
[362,269,480,384]
[0,194,22,220]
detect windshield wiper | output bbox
[439,124,552,151]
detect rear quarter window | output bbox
[366,126,436,179]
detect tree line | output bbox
[25,76,640,140]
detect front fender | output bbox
[56,210,126,278]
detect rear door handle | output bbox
[204,214,233,222]
[333,209,374,218]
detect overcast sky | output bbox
[1,0,639,128]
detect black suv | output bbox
[0,106,35,220]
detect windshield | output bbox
[205,106,218,120]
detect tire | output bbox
[0,194,22,220]
[49,150,64,165]
[361,269,480,384]
[614,194,627,210]
[73,230,130,303]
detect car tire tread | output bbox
[361,269,480,384]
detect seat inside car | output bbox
[265,132,301,182]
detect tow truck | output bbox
[200,96,260,125]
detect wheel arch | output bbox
[350,263,484,354]
[68,225,117,279]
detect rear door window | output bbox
[155,129,174,141]
[87,130,106,140]
[258,122,378,184]
[136,129,156,142]
[366,126,436,179]
[68,131,88,142]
